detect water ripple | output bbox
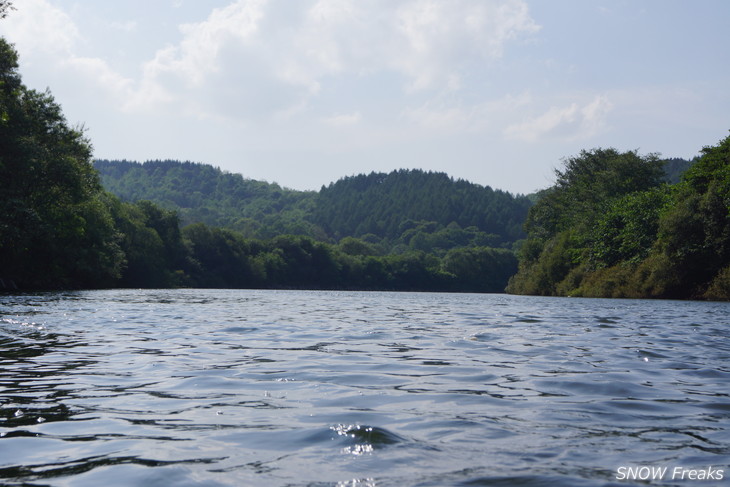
[1,290,729,486]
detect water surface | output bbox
[1,290,729,486]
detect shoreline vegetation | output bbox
[506,139,730,301]
[1,35,728,300]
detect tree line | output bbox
[94,159,323,240]
[0,36,517,293]
[313,169,531,244]
[94,160,533,252]
[2,31,726,299]
[506,136,730,300]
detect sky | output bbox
[2,0,729,194]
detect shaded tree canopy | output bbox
[524,148,665,240]
[0,37,124,288]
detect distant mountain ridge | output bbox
[94,159,321,238]
[662,157,695,183]
[94,159,532,248]
[314,169,531,243]
[95,157,693,250]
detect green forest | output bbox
[506,140,730,300]
[2,30,728,300]
[0,34,521,293]
[94,160,532,251]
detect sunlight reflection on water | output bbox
[0,289,729,486]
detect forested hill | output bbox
[313,170,531,243]
[662,157,695,183]
[6,22,718,297]
[94,159,320,238]
[94,160,532,247]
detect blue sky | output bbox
[2,0,728,194]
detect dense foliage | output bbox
[94,159,322,239]
[3,30,725,299]
[507,137,730,300]
[178,228,516,293]
[314,170,531,244]
[94,161,532,252]
[0,37,518,292]
[0,38,124,288]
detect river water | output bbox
[0,289,728,486]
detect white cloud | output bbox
[1,0,79,57]
[4,0,540,126]
[504,95,613,142]
[404,103,472,131]
[1,0,723,197]
[2,0,134,107]
[393,0,539,91]
[125,0,540,120]
[404,90,534,132]
[64,56,133,98]
[322,111,362,127]
[138,0,266,90]
[1,0,552,192]
[109,20,137,33]
[580,95,613,137]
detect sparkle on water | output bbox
[0,289,729,486]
